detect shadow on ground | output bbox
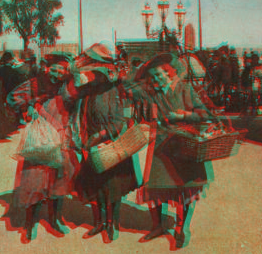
[0,193,176,241]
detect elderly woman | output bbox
[75,43,138,242]
[133,53,214,248]
[6,51,106,241]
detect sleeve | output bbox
[78,70,114,96]
[183,82,205,110]
[125,82,155,123]
[182,82,210,122]
[103,92,126,141]
[6,80,33,113]
[61,70,114,105]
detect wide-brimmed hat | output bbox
[45,51,75,67]
[134,53,172,81]
[76,42,118,82]
[83,42,116,63]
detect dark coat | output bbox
[0,63,28,101]
[75,83,138,204]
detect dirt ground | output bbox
[0,130,261,254]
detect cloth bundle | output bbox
[14,115,63,169]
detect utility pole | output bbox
[198,0,202,50]
[79,0,83,54]
[114,30,117,47]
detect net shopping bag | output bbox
[14,115,63,169]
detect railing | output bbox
[117,40,170,53]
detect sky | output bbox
[1,0,262,51]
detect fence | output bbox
[0,43,79,62]
[40,43,79,58]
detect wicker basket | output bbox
[170,128,247,162]
[90,124,150,173]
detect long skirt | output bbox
[13,149,79,208]
[75,157,138,204]
[139,149,212,207]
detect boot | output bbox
[174,204,190,248]
[25,202,41,240]
[106,200,121,241]
[143,204,165,241]
[105,202,114,241]
[112,200,121,231]
[87,201,105,236]
[48,199,65,235]
[106,221,114,241]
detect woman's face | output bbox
[148,66,171,90]
[48,64,67,84]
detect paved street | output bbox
[0,128,261,254]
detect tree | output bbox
[36,0,64,46]
[1,0,64,51]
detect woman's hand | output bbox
[27,105,39,121]
[87,131,104,148]
[167,111,184,123]
[70,62,89,88]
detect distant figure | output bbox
[220,47,232,103]
[117,44,128,63]
[0,51,29,126]
[0,51,28,99]
[229,47,240,92]
[251,51,260,68]
[207,50,221,97]
[243,51,248,68]
[28,54,39,78]
[241,54,252,91]
[251,63,262,114]
[39,58,48,74]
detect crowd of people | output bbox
[201,46,262,113]
[0,42,242,249]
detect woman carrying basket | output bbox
[133,53,215,248]
[75,43,139,242]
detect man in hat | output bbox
[241,53,253,112]
[229,47,239,91]
[134,53,215,248]
[207,50,222,101]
